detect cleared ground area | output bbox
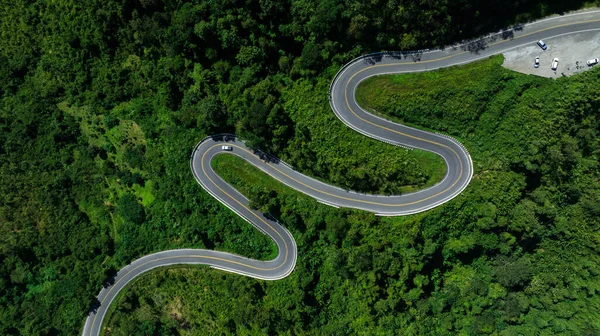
[503,30,600,78]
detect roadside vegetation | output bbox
[1,0,600,335]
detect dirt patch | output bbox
[503,30,600,78]
[167,296,184,321]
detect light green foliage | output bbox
[116,193,146,225]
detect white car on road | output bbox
[551,58,559,70]
[537,40,548,50]
[222,145,233,151]
[587,58,599,66]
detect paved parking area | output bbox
[503,30,600,78]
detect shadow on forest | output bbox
[362,50,424,65]
[103,268,118,288]
[88,298,101,315]
[252,149,281,165]
[210,134,280,165]
[361,1,597,63]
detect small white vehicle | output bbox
[534,57,540,68]
[537,40,547,50]
[587,58,599,66]
[221,145,233,151]
[551,58,559,70]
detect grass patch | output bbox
[211,154,306,199]
[132,180,155,206]
[355,55,505,118]
[212,150,445,199]
[398,149,448,193]
[353,55,525,158]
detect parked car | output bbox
[222,145,233,151]
[587,58,599,66]
[534,57,540,68]
[551,58,559,70]
[537,40,548,50]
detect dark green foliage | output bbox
[123,146,145,169]
[1,0,599,335]
[116,193,146,225]
[195,95,228,134]
[248,186,281,218]
[239,101,270,149]
[494,256,533,289]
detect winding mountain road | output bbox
[82,10,600,335]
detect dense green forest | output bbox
[105,56,600,335]
[1,0,599,334]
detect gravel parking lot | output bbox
[503,30,600,78]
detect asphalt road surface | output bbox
[82,9,600,335]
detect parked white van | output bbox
[537,40,547,50]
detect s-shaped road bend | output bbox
[82,10,600,336]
